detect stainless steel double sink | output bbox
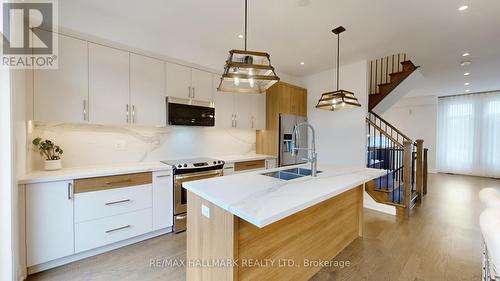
[261,167,323,181]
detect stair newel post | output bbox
[415,139,424,203]
[423,148,428,196]
[403,140,412,218]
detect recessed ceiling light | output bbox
[462,52,470,57]
[464,72,470,76]
[460,60,472,66]
[237,34,244,39]
[300,62,305,65]
[458,5,469,11]
[464,82,470,86]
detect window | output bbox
[438,92,500,177]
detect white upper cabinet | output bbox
[214,74,235,128]
[34,32,89,123]
[234,94,253,129]
[166,62,192,99]
[252,94,266,130]
[130,54,166,127]
[191,68,213,101]
[89,43,130,125]
[213,74,266,130]
[26,180,75,266]
[166,62,214,102]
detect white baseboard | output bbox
[27,227,172,275]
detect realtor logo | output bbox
[1,1,58,69]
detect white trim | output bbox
[0,68,14,281]
[27,227,172,274]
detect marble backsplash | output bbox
[27,122,256,171]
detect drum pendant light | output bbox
[316,26,362,111]
[218,0,280,94]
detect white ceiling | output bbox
[59,0,500,97]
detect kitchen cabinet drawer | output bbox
[75,184,152,223]
[75,208,153,253]
[74,172,152,193]
[234,160,266,172]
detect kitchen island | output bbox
[183,164,385,281]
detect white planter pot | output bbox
[44,159,62,171]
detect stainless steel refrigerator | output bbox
[279,113,308,166]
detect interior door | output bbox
[89,43,130,125]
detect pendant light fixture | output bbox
[218,0,280,94]
[316,26,361,111]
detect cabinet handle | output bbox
[126,104,130,123]
[234,114,237,128]
[132,105,136,123]
[105,199,131,206]
[83,100,88,121]
[105,179,132,185]
[105,225,131,234]
[67,182,73,200]
[192,87,195,99]
[188,86,192,98]
[156,174,170,178]
[231,114,235,128]
[251,116,254,129]
[175,215,187,220]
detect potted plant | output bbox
[32,137,64,171]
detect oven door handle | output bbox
[175,170,222,179]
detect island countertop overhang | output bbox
[183,164,386,228]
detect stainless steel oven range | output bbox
[161,158,224,233]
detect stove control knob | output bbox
[218,161,222,164]
[213,161,217,164]
[183,164,188,167]
[177,164,182,168]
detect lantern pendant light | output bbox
[316,26,362,111]
[218,0,280,94]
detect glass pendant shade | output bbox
[315,89,361,111]
[218,49,280,93]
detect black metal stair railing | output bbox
[366,112,414,205]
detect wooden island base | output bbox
[187,185,363,281]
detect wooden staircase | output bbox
[368,55,420,111]
[366,102,427,219]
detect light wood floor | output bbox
[27,173,498,281]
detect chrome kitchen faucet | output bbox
[291,122,318,177]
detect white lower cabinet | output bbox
[75,184,153,223]
[26,180,75,267]
[25,170,174,268]
[152,171,173,230]
[266,158,277,169]
[75,208,153,253]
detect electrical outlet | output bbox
[114,140,126,151]
[201,204,210,218]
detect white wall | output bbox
[28,124,257,170]
[382,95,438,171]
[303,60,368,166]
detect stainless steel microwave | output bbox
[166,97,215,126]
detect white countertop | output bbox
[480,208,500,276]
[18,162,171,184]
[217,154,276,163]
[184,164,385,228]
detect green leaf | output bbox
[32,137,41,145]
